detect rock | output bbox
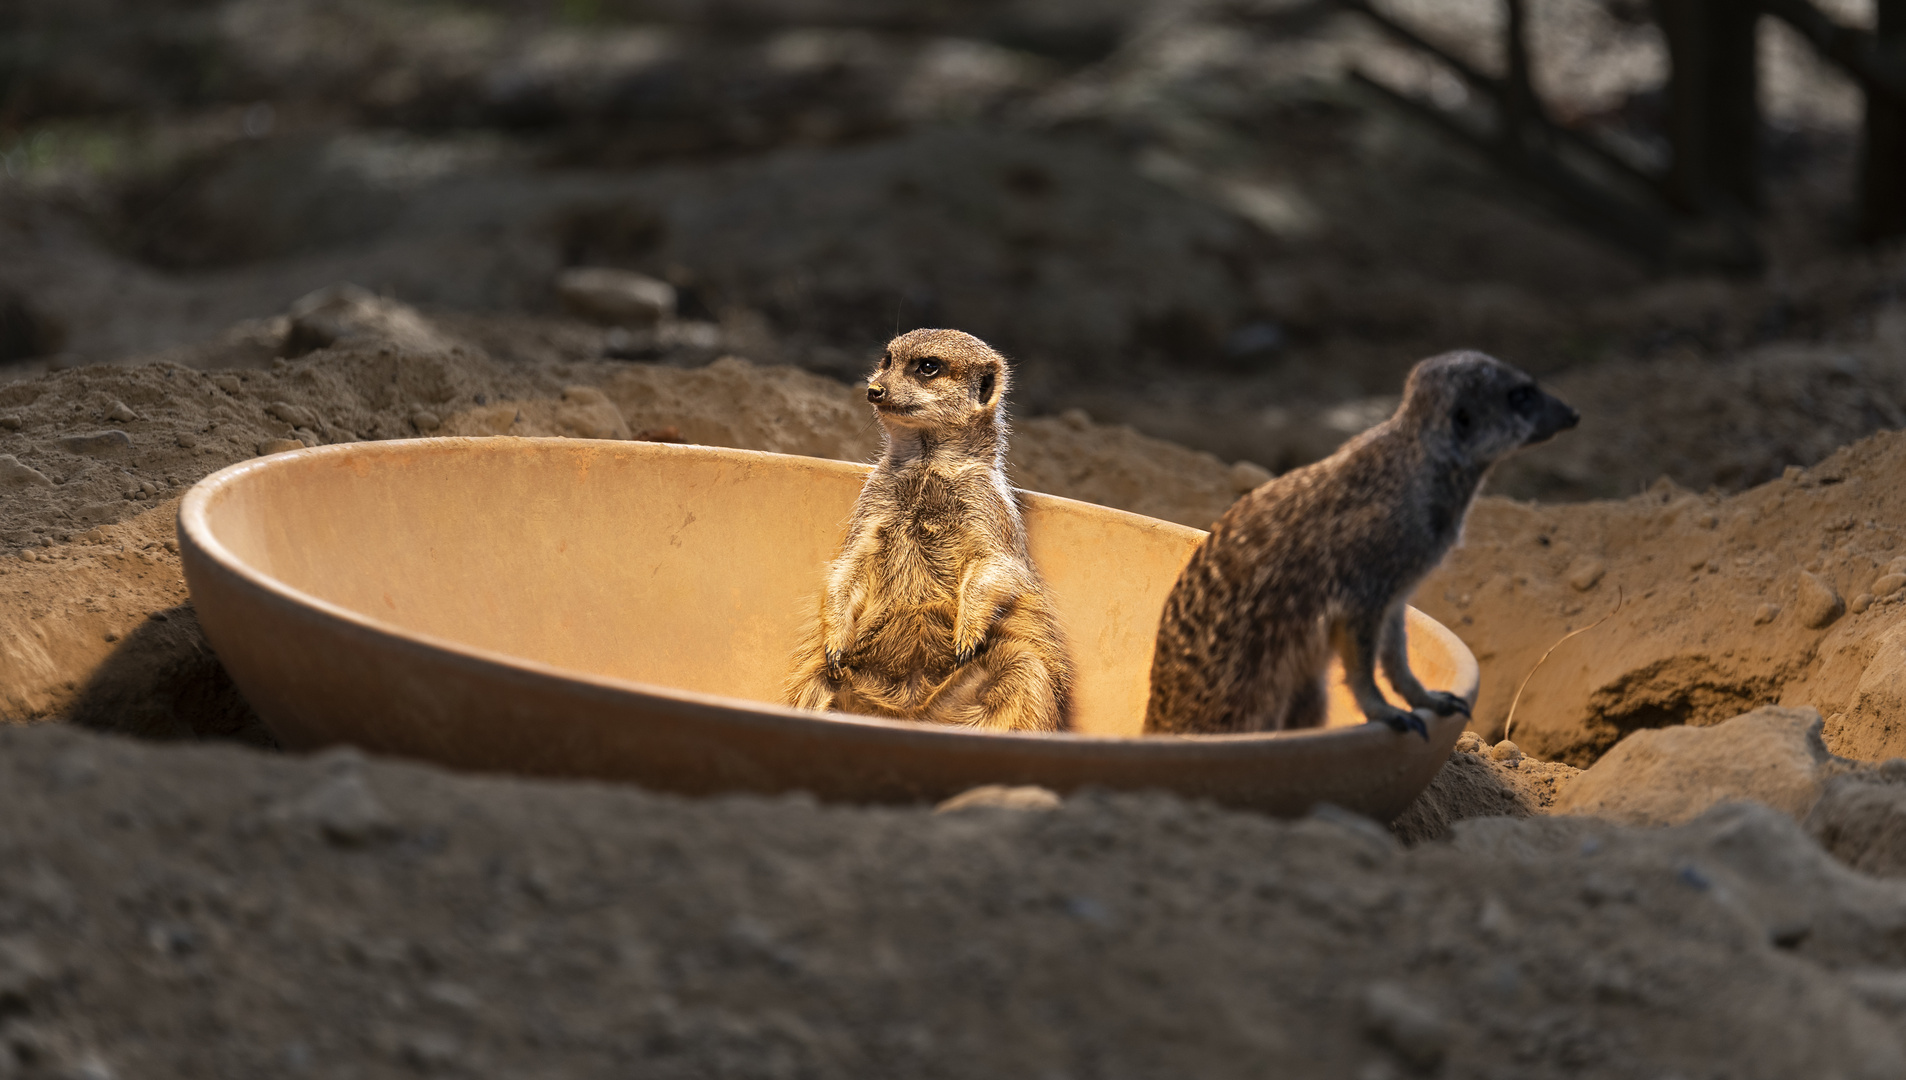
[0,937,50,1009]
[266,401,320,429]
[1808,777,1906,879]
[1228,460,1272,493]
[1755,603,1781,625]
[552,387,631,441]
[935,785,1062,813]
[294,764,397,846]
[0,414,21,430]
[0,455,53,489]
[1566,557,1607,591]
[1554,706,1843,825]
[1832,624,1906,761]
[58,430,132,456]
[1360,982,1448,1070]
[174,432,197,449]
[1853,593,1876,614]
[556,268,676,326]
[256,439,305,456]
[211,375,242,395]
[284,283,454,357]
[105,401,135,422]
[1874,574,1906,599]
[1796,571,1845,629]
[1486,740,1524,763]
[411,411,441,433]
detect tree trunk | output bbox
[1656,0,1762,214]
[1864,0,1906,240]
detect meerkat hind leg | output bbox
[1378,605,1471,719]
[1333,610,1429,740]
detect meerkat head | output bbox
[1400,350,1578,467]
[865,328,1010,432]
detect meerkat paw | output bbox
[1369,705,1431,740]
[1421,690,1472,717]
[824,648,848,678]
[952,637,989,667]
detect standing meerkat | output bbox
[787,329,1073,732]
[1145,350,1577,737]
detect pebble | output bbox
[1754,603,1781,625]
[1567,557,1607,592]
[106,401,136,422]
[0,455,53,489]
[936,785,1062,813]
[295,767,396,846]
[1875,574,1906,599]
[1486,740,1523,763]
[1361,982,1449,1069]
[211,375,242,395]
[59,430,132,456]
[1795,571,1845,629]
[1228,460,1273,493]
[1852,593,1875,614]
[411,411,441,433]
[0,414,21,430]
[556,267,677,326]
[267,401,319,428]
[256,438,305,456]
[1454,730,1485,754]
[174,432,197,449]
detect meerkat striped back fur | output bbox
[1145,351,1577,737]
[787,329,1073,732]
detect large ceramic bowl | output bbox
[177,438,1477,820]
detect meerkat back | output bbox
[787,329,1073,733]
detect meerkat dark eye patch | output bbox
[1507,385,1537,412]
[916,358,942,378]
[1452,406,1474,436]
[976,372,995,404]
[880,351,892,370]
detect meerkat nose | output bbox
[867,384,885,402]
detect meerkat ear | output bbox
[975,363,1001,410]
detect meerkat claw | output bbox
[824,649,847,678]
[1374,708,1431,740]
[1426,691,1471,717]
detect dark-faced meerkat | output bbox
[1145,350,1577,737]
[787,329,1072,732]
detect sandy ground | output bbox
[6,0,1906,1074]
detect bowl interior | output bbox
[191,439,1468,735]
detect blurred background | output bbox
[1,0,1901,500]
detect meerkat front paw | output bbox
[1369,705,1431,740]
[824,647,848,678]
[952,637,989,667]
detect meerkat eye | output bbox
[1507,385,1537,412]
[1452,406,1474,436]
[977,372,995,403]
[916,358,942,378]
[880,351,892,370]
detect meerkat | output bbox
[1145,350,1577,737]
[787,329,1073,732]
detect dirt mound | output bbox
[6,721,1906,1079]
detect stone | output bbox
[1566,557,1606,592]
[556,267,676,326]
[552,387,631,441]
[174,432,197,449]
[1755,603,1781,625]
[256,439,305,456]
[0,456,52,489]
[295,767,397,846]
[936,785,1062,813]
[1796,571,1845,629]
[284,283,454,357]
[0,415,20,430]
[59,430,132,456]
[1228,460,1272,493]
[1554,706,1840,826]
[1832,624,1906,761]
[1486,740,1523,763]
[411,411,441,433]
[1360,982,1448,1069]
[266,401,320,429]
[1874,574,1906,599]
[211,375,242,395]
[106,401,135,422]
[1853,594,1876,614]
